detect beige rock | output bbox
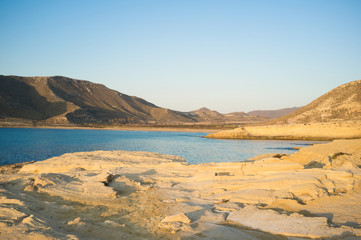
[227,205,361,238]
[1,139,361,239]
[162,213,191,224]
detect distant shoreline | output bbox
[0,125,219,133]
[3,121,361,141]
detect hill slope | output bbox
[190,107,227,122]
[0,75,196,124]
[273,80,361,124]
[206,80,361,140]
[247,107,301,119]
[190,107,267,123]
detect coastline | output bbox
[3,121,361,140]
[0,125,219,133]
[1,139,361,239]
[4,120,361,141]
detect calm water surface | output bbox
[0,128,319,165]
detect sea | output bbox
[0,128,320,165]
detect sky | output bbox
[1,0,360,113]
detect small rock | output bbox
[161,213,191,224]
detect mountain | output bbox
[273,80,361,124]
[223,111,256,122]
[190,107,226,122]
[0,75,196,124]
[247,107,301,119]
[195,107,211,112]
[1,75,322,126]
[190,107,266,123]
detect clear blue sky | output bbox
[1,0,360,113]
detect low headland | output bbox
[207,79,361,141]
[206,121,361,141]
[1,138,361,239]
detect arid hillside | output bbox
[0,75,292,126]
[247,107,301,119]
[190,107,264,123]
[189,107,268,123]
[3,75,348,127]
[273,80,361,124]
[206,79,361,140]
[0,75,196,124]
[190,107,226,122]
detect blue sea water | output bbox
[0,128,319,165]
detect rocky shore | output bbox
[1,139,361,239]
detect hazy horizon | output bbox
[1,0,360,113]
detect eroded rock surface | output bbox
[1,140,361,239]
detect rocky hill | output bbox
[190,107,227,122]
[0,75,196,124]
[206,79,361,140]
[247,107,301,119]
[273,80,361,124]
[190,107,267,123]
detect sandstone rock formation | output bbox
[1,139,361,239]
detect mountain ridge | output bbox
[0,75,305,126]
[0,75,196,124]
[247,107,301,119]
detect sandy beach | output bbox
[1,139,361,239]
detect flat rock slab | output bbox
[1,139,361,239]
[227,205,360,238]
